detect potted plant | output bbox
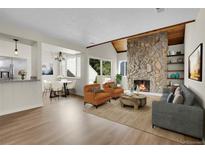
[115,74,122,85]
[18,69,27,80]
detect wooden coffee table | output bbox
[120,93,147,110]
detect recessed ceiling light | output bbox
[156,8,165,13]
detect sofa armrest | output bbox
[152,101,204,138]
[84,92,95,102]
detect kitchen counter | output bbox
[0,79,40,83]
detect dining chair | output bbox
[50,81,64,98]
[43,80,51,96]
[66,80,77,94]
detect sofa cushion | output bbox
[180,85,195,106]
[113,88,123,94]
[167,93,174,103]
[173,94,184,104]
[95,92,110,101]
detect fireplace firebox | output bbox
[134,80,150,92]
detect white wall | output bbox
[117,52,128,90]
[41,43,60,82]
[0,39,32,79]
[85,43,117,78]
[184,9,205,108]
[117,52,127,63]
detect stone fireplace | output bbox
[134,80,150,92]
[127,32,168,93]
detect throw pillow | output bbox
[170,86,177,93]
[167,92,174,103]
[91,87,100,93]
[174,87,182,95]
[173,94,184,104]
[110,83,117,89]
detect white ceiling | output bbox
[0,8,199,47]
[42,43,81,55]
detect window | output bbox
[102,60,111,76]
[66,55,81,78]
[119,61,127,76]
[89,58,101,75]
[88,57,112,83]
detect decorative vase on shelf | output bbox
[18,69,27,80]
[21,75,25,80]
[175,72,180,79]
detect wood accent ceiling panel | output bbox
[112,39,127,53]
[86,20,194,53]
[112,23,186,53]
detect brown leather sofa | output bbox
[84,83,111,108]
[103,82,124,99]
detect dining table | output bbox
[60,79,72,97]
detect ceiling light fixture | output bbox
[13,39,19,55]
[55,51,65,62]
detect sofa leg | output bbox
[109,99,111,102]
[84,102,86,105]
[152,124,155,128]
[95,105,98,109]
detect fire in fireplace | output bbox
[134,80,150,92]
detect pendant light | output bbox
[55,51,65,62]
[13,39,19,55]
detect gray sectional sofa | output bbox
[152,84,204,139]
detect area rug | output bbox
[84,96,201,144]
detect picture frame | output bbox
[188,43,203,81]
[42,63,54,75]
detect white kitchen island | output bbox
[0,79,43,116]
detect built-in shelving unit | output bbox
[167,44,185,83]
[167,70,184,72]
[167,77,184,80]
[167,62,184,64]
[167,54,184,57]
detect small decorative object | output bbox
[177,57,184,63]
[176,51,181,55]
[115,74,122,84]
[175,72,180,79]
[173,58,178,63]
[130,87,134,93]
[136,85,140,93]
[18,69,27,80]
[189,43,203,81]
[169,50,175,55]
[170,74,176,79]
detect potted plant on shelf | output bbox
[18,69,27,80]
[115,74,122,86]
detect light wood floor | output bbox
[0,95,179,145]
